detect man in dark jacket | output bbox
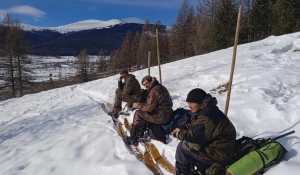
[111,70,141,117]
[127,75,173,145]
[171,88,236,175]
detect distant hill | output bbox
[21,19,122,33]
[24,23,146,56]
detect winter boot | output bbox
[126,125,141,146]
[109,106,121,118]
[175,161,192,175]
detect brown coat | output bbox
[134,78,173,125]
[118,74,141,98]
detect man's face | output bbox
[188,102,201,113]
[142,80,151,90]
[120,73,127,78]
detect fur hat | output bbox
[120,69,128,74]
[141,75,152,84]
[186,88,207,104]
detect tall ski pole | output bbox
[156,29,162,84]
[148,51,151,76]
[224,5,242,115]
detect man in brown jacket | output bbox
[171,88,236,175]
[111,70,141,117]
[127,75,173,146]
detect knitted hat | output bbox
[120,69,128,74]
[186,88,207,104]
[141,75,152,84]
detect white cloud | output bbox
[81,0,182,8]
[0,5,46,20]
[121,17,144,24]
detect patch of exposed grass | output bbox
[293,48,300,52]
[210,82,229,94]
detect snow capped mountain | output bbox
[21,19,122,33]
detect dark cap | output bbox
[141,75,152,84]
[186,88,207,104]
[120,69,128,74]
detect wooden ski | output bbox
[124,118,175,174]
[102,103,162,174]
[106,103,130,116]
[100,103,123,125]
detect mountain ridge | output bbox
[21,19,123,33]
[24,23,150,56]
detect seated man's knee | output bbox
[175,161,191,175]
[115,88,122,94]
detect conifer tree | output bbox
[196,0,221,53]
[239,0,254,43]
[109,50,118,73]
[76,49,90,82]
[119,31,132,71]
[214,0,238,50]
[186,7,197,56]
[1,14,16,97]
[250,0,276,40]
[170,0,196,60]
[153,20,170,64]
[1,14,29,97]
[130,31,140,70]
[198,0,221,20]
[272,0,300,35]
[97,49,106,74]
[12,19,28,96]
[136,19,150,69]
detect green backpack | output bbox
[194,131,294,175]
[226,136,287,175]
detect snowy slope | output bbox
[0,32,300,175]
[21,19,121,33]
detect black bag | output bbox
[147,108,192,144]
[148,124,167,144]
[161,108,192,134]
[138,89,148,103]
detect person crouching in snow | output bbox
[171,88,236,175]
[110,70,141,118]
[127,75,173,146]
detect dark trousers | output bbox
[176,141,215,166]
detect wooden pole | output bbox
[156,29,162,84]
[148,51,151,75]
[224,5,242,115]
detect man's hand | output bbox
[119,75,124,80]
[132,102,140,109]
[171,128,180,138]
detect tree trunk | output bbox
[17,54,22,96]
[9,55,15,97]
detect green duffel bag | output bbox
[226,138,287,175]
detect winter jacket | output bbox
[118,74,141,98]
[178,94,236,165]
[136,77,173,124]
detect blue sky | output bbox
[0,0,198,27]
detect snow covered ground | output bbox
[0,55,103,85]
[0,32,300,175]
